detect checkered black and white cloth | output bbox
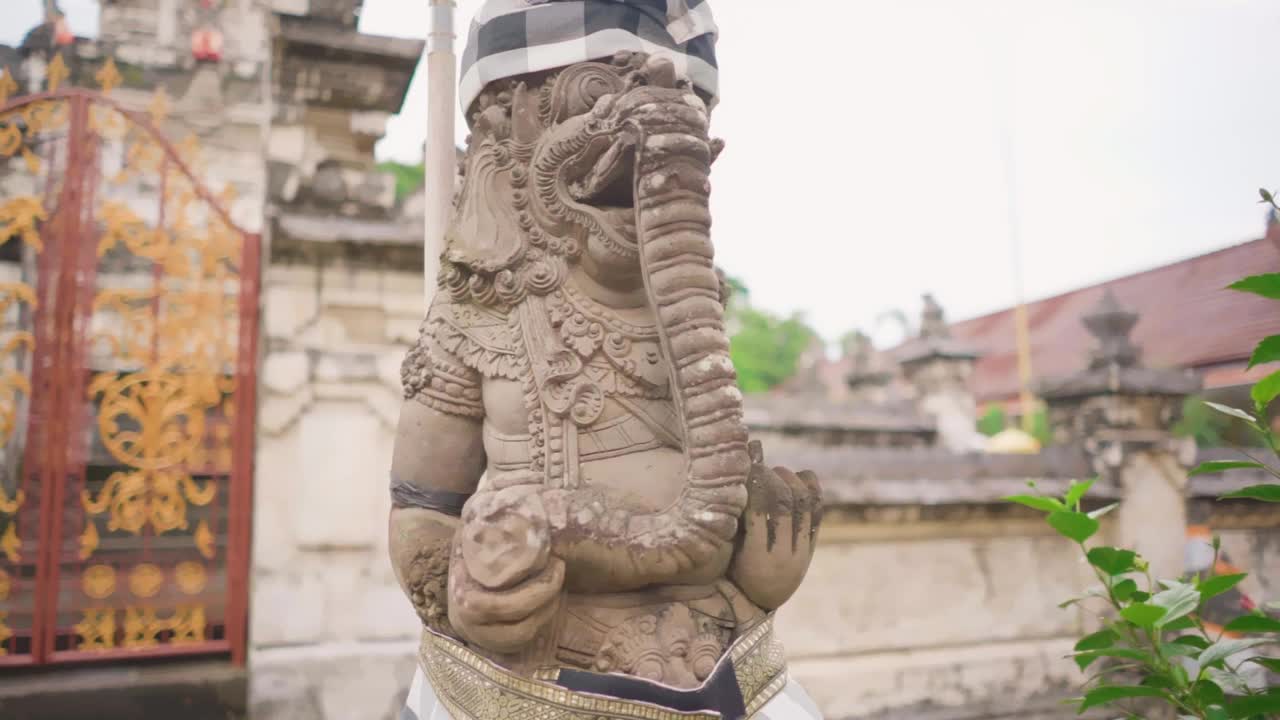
[460,0,719,115]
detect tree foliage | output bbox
[1175,394,1233,448]
[378,161,425,202]
[977,405,1006,436]
[724,275,819,394]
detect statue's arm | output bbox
[387,316,487,636]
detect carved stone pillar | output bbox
[897,294,986,451]
[1041,290,1201,579]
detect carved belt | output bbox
[418,615,788,720]
[484,411,668,471]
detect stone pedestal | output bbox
[1042,290,1201,579]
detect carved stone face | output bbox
[442,52,715,302]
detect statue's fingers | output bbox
[451,557,564,624]
[451,584,562,653]
[773,466,808,553]
[797,469,823,541]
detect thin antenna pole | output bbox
[423,0,457,310]
[990,10,1035,431]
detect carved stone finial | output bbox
[919,293,949,339]
[844,330,873,376]
[789,336,830,395]
[1040,288,1201,448]
[1083,289,1141,370]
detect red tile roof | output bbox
[950,237,1280,405]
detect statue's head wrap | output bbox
[460,0,719,117]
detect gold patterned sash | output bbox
[418,615,788,720]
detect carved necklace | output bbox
[547,283,668,398]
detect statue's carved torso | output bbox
[391,53,821,691]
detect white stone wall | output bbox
[249,261,426,717]
[778,516,1096,720]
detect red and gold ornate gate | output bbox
[0,57,259,666]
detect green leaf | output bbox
[1047,510,1099,543]
[1072,629,1118,669]
[1220,484,1280,502]
[1087,502,1119,520]
[1226,689,1280,719]
[1078,685,1168,712]
[1112,578,1138,602]
[1204,401,1257,424]
[1171,635,1210,650]
[1197,573,1247,601]
[1163,616,1197,632]
[1248,334,1280,369]
[1228,272,1280,300]
[1087,547,1137,576]
[1074,628,1118,652]
[1193,679,1226,708]
[1205,706,1229,720]
[1189,461,1265,476]
[1129,590,1151,603]
[1198,638,1272,668]
[1223,614,1280,634]
[1151,583,1200,627]
[1120,603,1167,628]
[1141,672,1178,690]
[1072,647,1156,670]
[1251,369,1280,411]
[1161,641,1200,658]
[1064,478,1094,508]
[1247,656,1280,673]
[1003,494,1065,513]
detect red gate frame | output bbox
[0,88,260,667]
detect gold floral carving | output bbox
[123,607,160,649]
[0,568,9,600]
[82,564,117,600]
[174,562,207,595]
[128,563,164,598]
[95,58,122,95]
[0,521,19,563]
[78,520,99,560]
[168,605,206,644]
[82,468,215,537]
[0,485,22,515]
[123,605,206,648]
[0,197,46,252]
[45,54,69,93]
[194,520,215,560]
[0,67,16,104]
[0,612,11,655]
[147,87,171,126]
[75,609,117,650]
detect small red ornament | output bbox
[53,17,74,46]
[191,28,224,62]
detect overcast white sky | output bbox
[6,1,1280,344]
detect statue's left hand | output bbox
[447,485,565,653]
[728,441,823,610]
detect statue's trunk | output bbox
[556,122,750,592]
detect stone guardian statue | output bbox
[390,3,824,718]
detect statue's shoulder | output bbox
[428,300,522,381]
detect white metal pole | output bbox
[424,0,457,310]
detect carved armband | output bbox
[401,307,486,419]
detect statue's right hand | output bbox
[447,486,564,653]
